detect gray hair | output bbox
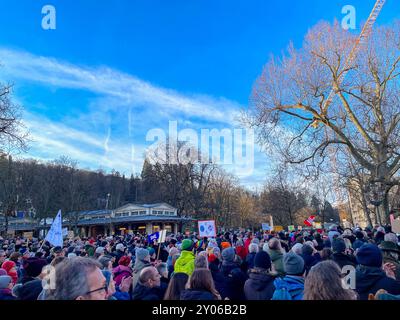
[384,233,398,244]
[98,256,112,270]
[249,243,259,253]
[49,257,102,300]
[194,255,209,269]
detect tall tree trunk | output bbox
[382,190,390,225]
[361,193,373,227]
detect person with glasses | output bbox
[47,257,108,300]
[132,266,164,300]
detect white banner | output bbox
[45,210,63,247]
[158,230,167,243]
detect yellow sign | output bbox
[314,222,322,229]
[273,226,284,232]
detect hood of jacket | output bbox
[356,266,388,293]
[174,251,195,275]
[133,260,151,274]
[247,268,275,291]
[273,275,304,292]
[268,249,283,262]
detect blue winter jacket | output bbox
[271,276,304,300]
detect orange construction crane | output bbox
[315,0,387,205]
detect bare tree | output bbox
[249,21,400,223]
[0,82,28,153]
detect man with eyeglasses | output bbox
[48,257,108,300]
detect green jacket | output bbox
[268,249,285,276]
[174,251,195,276]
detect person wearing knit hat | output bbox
[0,275,15,300]
[220,241,231,250]
[353,231,366,251]
[13,258,48,300]
[22,257,47,279]
[291,243,303,255]
[118,256,131,267]
[181,239,194,251]
[132,248,151,290]
[271,253,305,300]
[355,244,400,300]
[174,239,195,276]
[331,238,356,269]
[379,241,400,280]
[222,247,235,264]
[244,251,276,300]
[218,247,247,300]
[113,256,133,288]
[1,261,17,284]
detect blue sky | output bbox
[0,0,399,189]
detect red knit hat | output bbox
[208,254,217,263]
[118,256,131,267]
[1,261,16,273]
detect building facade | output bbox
[1,203,193,238]
[74,203,192,237]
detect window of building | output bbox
[131,211,138,215]
[139,211,147,215]
[115,213,122,217]
[122,212,130,217]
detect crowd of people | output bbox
[0,224,400,301]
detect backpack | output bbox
[271,278,303,300]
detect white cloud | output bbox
[0,47,270,186]
[0,48,242,124]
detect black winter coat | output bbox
[131,283,165,301]
[216,262,247,301]
[15,278,43,300]
[301,253,321,275]
[244,268,276,300]
[180,289,216,300]
[332,253,357,269]
[0,289,16,300]
[355,266,400,300]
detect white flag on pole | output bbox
[45,210,63,247]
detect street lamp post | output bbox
[106,193,112,236]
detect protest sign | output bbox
[198,220,216,238]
